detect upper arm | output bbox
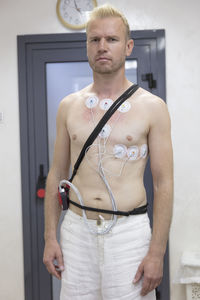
[148,98,173,186]
[50,98,71,178]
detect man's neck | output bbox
[91,70,131,100]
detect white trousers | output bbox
[60,209,156,300]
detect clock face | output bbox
[57,0,98,30]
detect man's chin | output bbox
[93,66,114,75]
[90,62,125,75]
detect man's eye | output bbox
[108,37,117,42]
[91,38,98,42]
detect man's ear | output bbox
[86,40,89,58]
[126,39,134,57]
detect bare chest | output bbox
[67,99,149,150]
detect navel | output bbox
[94,197,102,201]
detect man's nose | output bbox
[98,38,107,52]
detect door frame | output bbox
[17,30,168,300]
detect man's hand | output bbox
[43,239,64,280]
[133,253,163,296]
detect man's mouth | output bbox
[96,57,110,62]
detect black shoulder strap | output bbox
[70,84,139,182]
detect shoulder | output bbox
[136,87,169,120]
[132,87,171,132]
[135,87,166,108]
[57,84,92,115]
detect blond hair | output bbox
[86,4,131,40]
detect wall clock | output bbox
[56,0,98,30]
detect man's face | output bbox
[87,17,133,75]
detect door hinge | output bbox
[141,73,157,89]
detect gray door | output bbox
[18,30,168,300]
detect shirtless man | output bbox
[43,4,173,299]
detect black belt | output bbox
[69,199,148,216]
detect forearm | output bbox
[44,169,62,241]
[148,179,173,257]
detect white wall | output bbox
[0,0,199,299]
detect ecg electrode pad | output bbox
[99,124,111,139]
[99,99,114,111]
[140,144,148,158]
[113,144,127,158]
[127,146,139,160]
[85,96,99,108]
[117,101,131,113]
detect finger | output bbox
[148,275,162,291]
[148,282,157,294]
[55,264,64,272]
[133,263,144,283]
[54,268,62,280]
[45,260,56,274]
[43,256,54,273]
[45,260,62,280]
[141,277,151,296]
[141,278,161,296]
[50,264,62,280]
[57,252,65,271]
[152,278,162,290]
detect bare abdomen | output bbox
[69,164,147,220]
